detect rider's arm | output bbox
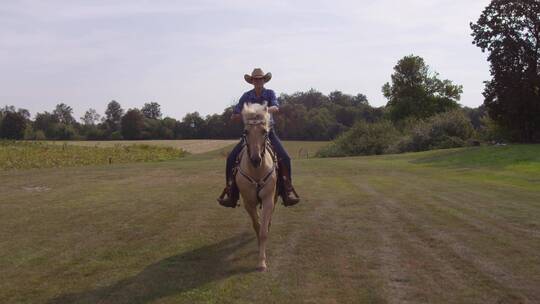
[267,90,279,114]
[231,93,247,122]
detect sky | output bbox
[1,0,492,121]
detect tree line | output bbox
[0,55,486,142]
[0,92,382,141]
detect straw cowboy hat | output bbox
[244,68,272,84]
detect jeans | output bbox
[225,129,291,182]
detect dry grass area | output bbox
[1,145,539,303]
[44,139,238,154]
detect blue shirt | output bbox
[233,88,279,124]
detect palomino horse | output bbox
[236,102,278,272]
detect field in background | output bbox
[1,140,328,170]
[1,144,539,303]
[44,139,237,154]
[0,141,187,170]
[43,140,329,158]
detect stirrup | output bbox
[281,181,300,207]
[217,186,239,208]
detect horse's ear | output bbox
[263,101,268,112]
[243,102,248,113]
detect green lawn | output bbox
[1,144,539,303]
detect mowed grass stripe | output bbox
[361,176,536,303]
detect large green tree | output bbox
[81,108,100,125]
[141,102,162,119]
[382,55,462,122]
[34,111,60,139]
[471,0,540,142]
[179,112,206,139]
[53,103,75,124]
[121,109,144,140]
[0,111,26,139]
[104,100,124,131]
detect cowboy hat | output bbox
[244,68,272,84]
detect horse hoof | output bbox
[256,266,267,272]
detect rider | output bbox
[217,68,300,208]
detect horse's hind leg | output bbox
[244,201,260,243]
[257,199,274,272]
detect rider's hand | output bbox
[268,106,279,114]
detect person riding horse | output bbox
[217,68,300,208]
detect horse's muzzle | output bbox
[250,156,262,168]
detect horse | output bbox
[236,102,278,272]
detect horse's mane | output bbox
[242,103,270,130]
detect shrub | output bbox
[110,131,123,140]
[34,130,47,140]
[388,110,474,153]
[86,128,105,140]
[478,115,512,143]
[318,120,399,157]
[23,126,35,140]
[56,124,79,140]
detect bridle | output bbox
[242,119,270,160]
[237,118,277,204]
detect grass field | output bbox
[1,143,539,303]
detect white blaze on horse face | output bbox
[246,124,266,167]
[242,102,270,167]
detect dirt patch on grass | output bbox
[22,186,50,192]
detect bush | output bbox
[85,127,105,140]
[110,131,123,140]
[318,120,399,157]
[23,126,35,140]
[56,124,79,140]
[34,130,46,140]
[388,110,474,153]
[478,115,512,143]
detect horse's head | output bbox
[241,102,271,168]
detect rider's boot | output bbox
[217,178,240,208]
[278,161,300,206]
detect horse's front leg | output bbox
[257,198,274,272]
[243,200,260,243]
